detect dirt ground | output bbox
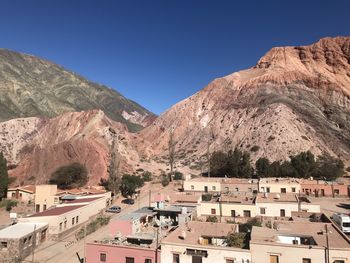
[0,208,11,228]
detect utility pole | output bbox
[325,224,330,263]
[155,227,159,263]
[148,190,151,208]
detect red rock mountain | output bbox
[141,37,350,169]
[1,36,350,185]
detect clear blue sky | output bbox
[0,0,349,114]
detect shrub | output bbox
[226,232,246,248]
[173,172,183,180]
[120,174,144,198]
[50,163,88,189]
[141,171,152,182]
[206,216,218,223]
[0,199,18,211]
[250,145,260,152]
[161,176,170,187]
[202,194,212,202]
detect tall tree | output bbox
[255,157,270,178]
[168,129,176,182]
[312,153,344,180]
[0,152,9,200]
[290,151,315,178]
[108,128,122,196]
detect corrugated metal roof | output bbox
[0,223,47,239]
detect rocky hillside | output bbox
[0,110,149,185]
[0,49,155,131]
[141,37,350,169]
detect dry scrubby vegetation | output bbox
[210,148,344,180]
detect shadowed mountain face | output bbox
[140,37,350,168]
[0,49,156,132]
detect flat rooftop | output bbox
[259,178,300,184]
[251,221,350,248]
[168,194,200,204]
[300,179,346,186]
[187,177,257,184]
[0,223,47,239]
[28,205,85,217]
[114,207,157,221]
[162,221,237,246]
[255,193,299,203]
[220,195,256,204]
[63,197,102,204]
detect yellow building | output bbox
[258,178,301,194]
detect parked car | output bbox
[122,198,135,205]
[106,206,121,213]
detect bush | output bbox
[174,172,183,180]
[0,199,18,211]
[239,218,262,232]
[141,171,152,182]
[120,174,144,198]
[50,163,88,189]
[226,232,247,248]
[206,216,218,223]
[161,176,170,187]
[250,145,260,152]
[202,194,212,202]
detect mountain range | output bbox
[0,36,349,185]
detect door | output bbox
[204,186,208,192]
[281,188,286,193]
[231,210,236,217]
[192,256,202,263]
[243,210,251,217]
[320,189,325,196]
[280,209,286,217]
[270,255,279,263]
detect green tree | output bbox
[141,171,153,182]
[255,157,270,178]
[290,151,315,178]
[226,149,240,177]
[50,163,88,189]
[312,153,344,180]
[161,175,170,187]
[239,152,253,178]
[269,161,281,177]
[120,174,144,198]
[0,152,9,200]
[168,129,176,182]
[210,151,228,176]
[279,160,297,177]
[226,232,247,248]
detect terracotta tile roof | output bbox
[28,205,85,217]
[64,197,102,204]
[8,185,36,193]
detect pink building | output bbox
[86,240,160,263]
[300,180,349,197]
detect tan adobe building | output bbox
[250,221,350,263]
[258,178,301,194]
[198,193,320,219]
[7,185,35,203]
[161,221,251,263]
[300,179,349,197]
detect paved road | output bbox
[23,182,171,263]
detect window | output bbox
[43,204,47,211]
[270,255,279,263]
[173,253,180,263]
[191,185,194,190]
[59,222,63,231]
[280,209,286,217]
[100,253,107,262]
[76,216,79,224]
[126,257,135,263]
[36,204,40,213]
[260,208,266,215]
[235,187,239,192]
[292,187,296,192]
[145,259,152,263]
[333,261,345,263]
[231,210,236,217]
[64,220,67,229]
[12,193,16,197]
[211,208,216,215]
[266,187,270,193]
[192,256,202,263]
[20,193,22,197]
[226,259,234,263]
[72,217,75,225]
[212,186,216,191]
[1,242,8,249]
[204,186,208,192]
[334,189,340,195]
[302,259,311,263]
[243,210,251,217]
[281,188,287,193]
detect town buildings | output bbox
[250,221,350,263]
[161,221,251,263]
[300,179,349,197]
[7,185,35,203]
